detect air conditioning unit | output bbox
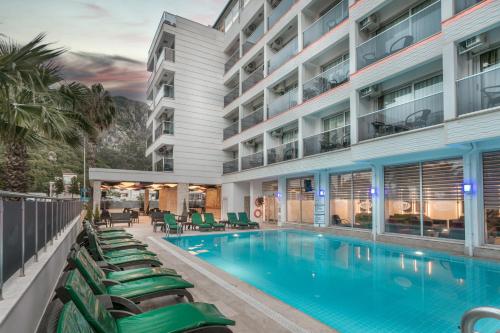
[458,34,488,55]
[271,129,283,137]
[273,82,286,94]
[247,23,257,32]
[270,0,281,9]
[360,85,380,99]
[245,61,256,72]
[245,139,258,146]
[359,14,378,32]
[271,37,283,51]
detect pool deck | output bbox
[124,217,336,333]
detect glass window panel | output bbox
[483,151,500,245]
[479,47,500,72]
[287,178,301,223]
[353,171,373,229]
[287,177,315,224]
[414,74,443,99]
[323,113,345,131]
[282,128,298,144]
[330,173,353,227]
[301,177,315,224]
[378,85,412,109]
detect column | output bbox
[250,180,264,222]
[349,89,359,145]
[315,170,329,227]
[463,149,482,256]
[297,63,304,104]
[144,189,150,213]
[348,10,358,75]
[92,180,101,212]
[176,183,189,216]
[297,11,305,52]
[442,42,458,120]
[372,164,384,240]
[441,0,455,21]
[297,116,304,159]
[277,176,287,226]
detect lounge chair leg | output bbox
[177,289,194,302]
[184,326,233,333]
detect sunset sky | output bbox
[0,0,227,100]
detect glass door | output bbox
[287,176,315,224]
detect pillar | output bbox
[250,180,264,222]
[144,188,150,213]
[463,148,482,256]
[372,164,384,240]
[92,180,101,212]
[277,176,287,226]
[443,42,458,120]
[176,183,189,216]
[315,170,329,227]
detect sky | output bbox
[0,0,227,100]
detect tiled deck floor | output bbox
[123,216,335,333]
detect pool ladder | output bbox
[460,306,500,333]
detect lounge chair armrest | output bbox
[101,267,114,274]
[96,295,114,310]
[109,295,143,314]
[102,279,120,286]
[109,309,136,318]
[97,261,120,271]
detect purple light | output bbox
[276,192,282,198]
[463,183,472,194]
[370,187,376,195]
[319,189,325,197]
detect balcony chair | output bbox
[404,109,431,130]
[481,85,500,109]
[363,35,414,67]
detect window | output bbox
[281,128,298,144]
[378,74,443,109]
[321,54,349,72]
[224,2,240,31]
[375,0,434,35]
[483,151,500,246]
[287,176,315,224]
[323,110,350,131]
[384,159,464,239]
[479,47,500,72]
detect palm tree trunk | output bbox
[4,141,29,192]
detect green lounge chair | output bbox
[204,213,225,231]
[54,271,235,333]
[69,247,180,283]
[192,213,212,231]
[227,212,248,229]
[164,213,183,234]
[237,212,260,229]
[86,227,148,251]
[87,219,126,233]
[66,250,193,303]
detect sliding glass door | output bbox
[286,176,315,224]
[483,151,500,246]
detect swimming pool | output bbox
[167,229,500,332]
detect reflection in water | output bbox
[168,230,500,333]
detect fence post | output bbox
[44,200,48,252]
[54,200,58,241]
[35,199,38,262]
[0,198,4,300]
[20,198,25,277]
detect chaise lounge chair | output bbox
[227,212,248,229]
[204,213,225,231]
[192,213,212,232]
[237,212,260,229]
[164,213,183,234]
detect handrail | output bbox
[302,124,350,140]
[303,59,349,85]
[456,64,500,82]
[0,190,77,200]
[460,307,500,333]
[358,91,443,118]
[303,0,348,34]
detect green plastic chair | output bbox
[55,270,235,333]
[164,213,183,234]
[227,212,248,229]
[237,212,260,229]
[204,213,225,231]
[191,213,212,231]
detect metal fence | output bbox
[0,191,83,299]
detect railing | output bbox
[456,66,500,116]
[155,121,174,139]
[303,0,348,48]
[268,0,295,29]
[155,47,175,71]
[146,135,153,148]
[0,191,83,297]
[268,88,298,118]
[223,159,239,174]
[303,125,350,157]
[225,49,240,73]
[155,158,174,172]
[455,0,483,14]
[268,36,298,74]
[242,64,264,93]
[357,92,443,141]
[243,21,264,55]
[356,1,441,70]
[223,121,239,140]
[303,59,349,101]
[149,12,176,55]
[154,84,175,106]
[241,151,264,170]
[460,307,500,333]
[267,141,298,164]
[241,107,264,131]
[224,86,239,107]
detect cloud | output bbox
[58,51,148,101]
[75,2,111,19]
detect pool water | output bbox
[167,229,500,333]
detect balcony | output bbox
[357,92,443,141]
[268,88,298,118]
[303,59,349,101]
[268,0,295,29]
[241,151,264,170]
[223,159,239,174]
[268,37,298,74]
[223,121,239,140]
[356,1,441,70]
[457,66,500,116]
[154,84,174,106]
[242,65,264,93]
[241,107,264,131]
[225,49,240,73]
[243,21,264,55]
[147,135,153,148]
[303,125,350,157]
[155,158,174,172]
[267,141,298,164]
[155,47,175,71]
[303,0,349,48]
[154,121,174,139]
[455,0,483,13]
[224,86,239,107]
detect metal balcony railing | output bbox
[303,0,348,48]
[242,64,264,93]
[225,49,240,73]
[243,21,264,55]
[457,66,500,116]
[241,107,264,131]
[268,0,295,29]
[356,1,441,70]
[303,125,350,157]
[303,59,349,101]
[154,84,174,106]
[155,158,174,172]
[241,151,264,170]
[224,86,239,107]
[223,121,239,140]
[267,141,298,164]
[223,159,239,174]
[268,36,298,74]
[268,88,298,118]
[357,92,443,141]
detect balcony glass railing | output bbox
[225,49,240,73]
[455,0,483,13]
[303,59,349,101]
[358,92,443,141]
[268,0,295,29]
[267,141,298,164]
[155,158,174,172]
[303,0,349,48]
[154,84,175,106]
[241,151,264,170]
[356,1,441,70]
[457,66,500,116]
[268,36,298,74]
[242,64,264,93]
[155,47,175,71]
[223,159,239,174]
[241,107,264,131]
[155,121,174,139]
[224,86,239,107]
[223,121,239,140]
[303,125,350,157]
[268,88,298,118]
[243,21,264,55]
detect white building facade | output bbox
[146,0,500,258]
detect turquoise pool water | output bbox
[167,229,500,332]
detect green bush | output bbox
[93,206,100,221]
